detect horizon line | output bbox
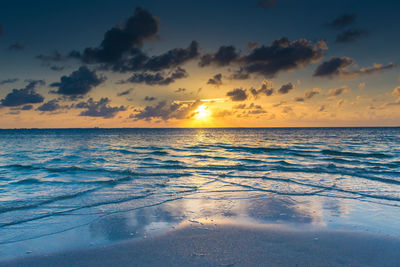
[0,126,399,130]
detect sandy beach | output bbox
[2,222,400,267]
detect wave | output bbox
[218,174,400,203]
[10,178,41,185]
[149,151,168,156]
[0,191,156,228]
[0,188,98,214]
[273,165,400,185]
[1,164,192,178]
[321,149,391,159]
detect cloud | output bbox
[258,0,277,9]
[199,45,240,67]
[141,41,199,71]
[144,96,156,101]
[313,57,354,77]
[50,66,105,98]
[226,88,248,101]
[8,42,25,51]
[314,57,397,79]
[242,37,327,77]
[234,103,264,110]
[132,100,201,121]
[348,63,397,78]
[392,86,400,102]
[246,42,261,50]
[9,105,35,111]
[335,29,369,43]
[213,109,233,117]
[326,13,356,30]
[36,51,69,71]
[248,80,294,98]
[235,103,268,118]
[282,106,293,113]
[304,88,321,99]
[278,82,294,94]
[117,88,133,96]
[174,88,186,93]
[336,99,345,107]
[0,80,45,107]
[233,104,246,109]
[327,86,351,97]
[36,99,64,112]
[122,67,187,86]
[250,80,274,98]
[21,105,33,110]
[76,98,126,118]
[0,78,19,85]
[248,109,267,115]
[105,41,199,73]
[50,66,65,71]
[37,9,200,75]
[207,73,223,86]
[6,111,20,115]
[273,101,286,107]
[36,50,68,63]
[229,68,250,80]
[72,7,159,65]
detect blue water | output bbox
[1,128,400,259]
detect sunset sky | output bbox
[0,0,399,128]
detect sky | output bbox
[0,0,399,128]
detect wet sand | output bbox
[2,222,400,267]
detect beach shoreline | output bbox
[2,222,400,267]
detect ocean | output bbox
[1,127,400,260]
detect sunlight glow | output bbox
[194,104,211,121]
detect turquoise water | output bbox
[1,128,400,259]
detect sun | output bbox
[194,104,211,121]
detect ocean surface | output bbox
[1,127,400,260]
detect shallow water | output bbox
[1,128,400,260]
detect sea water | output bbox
[0,128,399,259]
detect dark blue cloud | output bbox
[326,13,356,30]
[8,42,25,51]
[21,105,33,110]
[250,81,274,98]
[335,29,369,43]
[199,45,239,67]
[314,57,396,79]
[314,57,354,77]
[132,100,201,121]
[36,99,63,112]
[0,78,19,85]
[144,96,156,101]
[278,82,294,94]
[50,66,105,98]
[122,67,187,86]
[227,88,248,101]
[1,80,45,107]
[72,7,159,65]
[76,98,126,118]
[117,88,133,97]
[242,38,326,77]
[142,41,199,72]
[207,73,223,86]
